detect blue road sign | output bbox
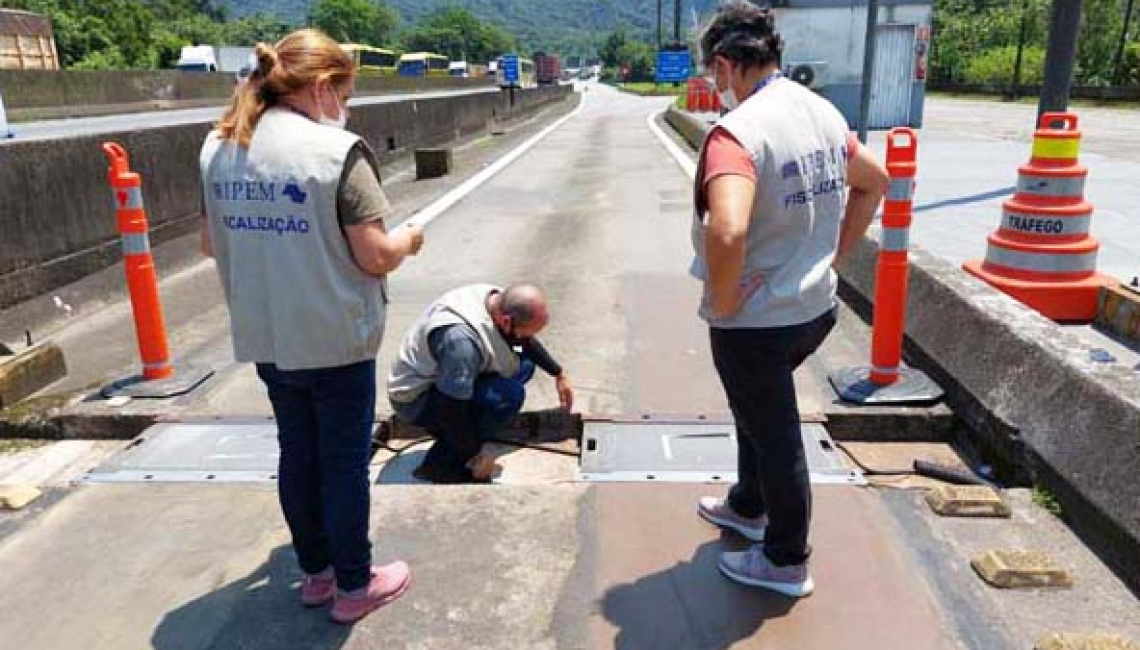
[501,54,520,84]
[656,50,691,83]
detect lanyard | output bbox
[747,70,783,100]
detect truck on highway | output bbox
[534,52,561,85]
[175,45,254,74]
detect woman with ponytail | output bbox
[199,29,420,624]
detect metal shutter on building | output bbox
[869,24,916,129]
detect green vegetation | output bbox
[227,0,721,58]
[5,0,291,69]
[6,0,523,70]
[1032,485,1065,518]
[0,439,49,455]
[311,0,398,45]
[613,82,686,97]
[932,0,1139,87]
[400,6,516,62]
[9,0,1136,86]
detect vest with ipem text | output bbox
[388,284,522,405]
[200,108,388,371]
[691,78,850,329]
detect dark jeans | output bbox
[256,360,376,592]
[410,360,536,473]
[710,307,838,567]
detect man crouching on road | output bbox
[388,284,574,483]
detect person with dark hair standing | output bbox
[690,2,889,597]
[388,284,574,483]
[199,29,423,623]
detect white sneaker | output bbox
[719,545,814,598]
[697,496,768,542]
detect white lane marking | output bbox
[402,95,586,229]
[646,109,697,180]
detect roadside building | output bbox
[0,9,59,70]
[772,0,931,128]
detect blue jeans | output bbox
[404,360,535,472]
[256,360,375,592]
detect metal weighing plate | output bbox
[85,422,281,483]
[579,422,865,485]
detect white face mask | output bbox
[715,61,740,111]
[316,85,347,129]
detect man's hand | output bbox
[555,373,575,412]
[467,452,499,480]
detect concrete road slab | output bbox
[0,483,589,650]
[587,483,964,650]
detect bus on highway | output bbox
[397,52,450,78]
[496,54,536,89]
[341,44,398,76]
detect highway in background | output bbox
[3,86,498,143]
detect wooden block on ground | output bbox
[925,484,1011,518]
[415,148,453,180]
[1096,284,1140,344]
[1036,633,1140,650]
[971,549,1073,589]
[0,343,67,409]
[0,484,43,510]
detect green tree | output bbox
[312,0,398,45]
[600,29,629,68]
[616,39,655,81]
[401,7,516,62]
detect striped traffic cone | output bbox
[964,113,1114,321]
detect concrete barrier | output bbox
[0,70,495,121]
[665,105,1140,590]
[0,85,572,309]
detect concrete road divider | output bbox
[0,343,66,409]
[0,85,572,310]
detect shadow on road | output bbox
[913,186,1016,213]
[151,546,352,650]
[600,540,797,650]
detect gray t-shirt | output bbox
[337,143,394,227]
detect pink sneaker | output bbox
[697,496,768,541]
[330,561,412,624]
[299,567,336,607]
[719,545,814,598]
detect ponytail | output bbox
[216,29,354,147]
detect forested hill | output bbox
[222,0,721,51]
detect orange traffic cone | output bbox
[964,113,1114,321]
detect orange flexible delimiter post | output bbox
[103,142,173,381]
[869,128,918,386]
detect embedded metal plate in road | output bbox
[84,422,281,483]
[579,422,865,485]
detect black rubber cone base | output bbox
[829,366,944,406]
[100,365,214,399]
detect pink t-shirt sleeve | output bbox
[702,127,757,187]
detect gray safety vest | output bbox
[690,78,850,328]
[200,108,388,370]
[388,284,522,405]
